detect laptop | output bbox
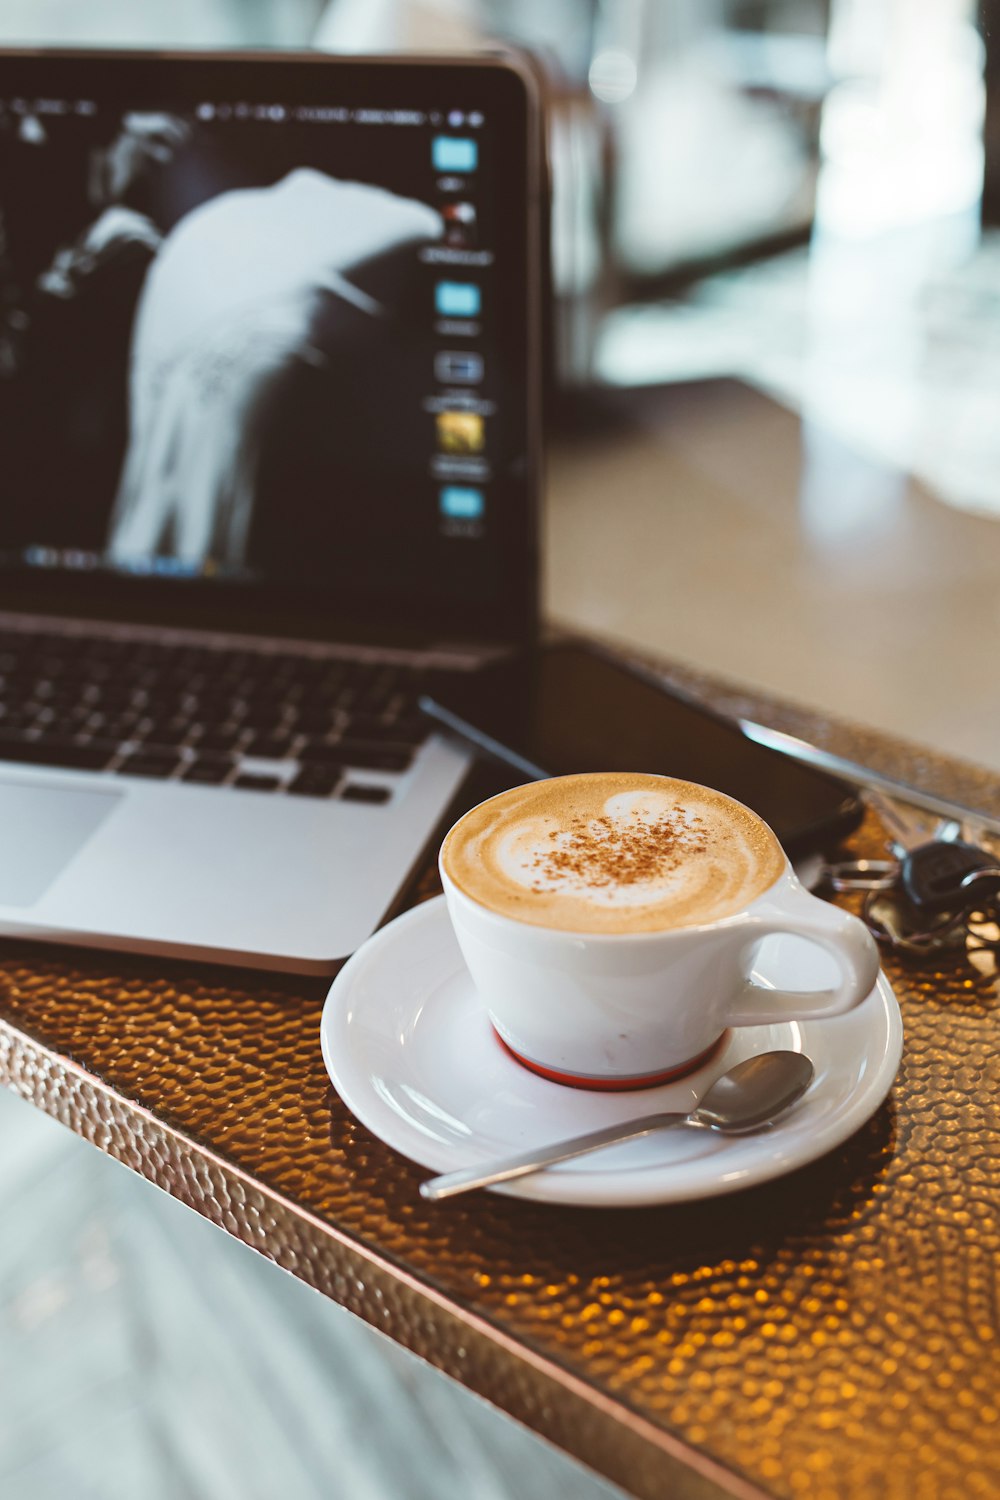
[0,49,542,972]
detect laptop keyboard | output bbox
[0,627,440,803]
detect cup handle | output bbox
[726,881,881,1026]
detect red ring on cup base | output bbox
[493,1030,727,1092]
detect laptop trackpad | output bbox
[0,779,121,907]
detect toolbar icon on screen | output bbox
[442,200,477,247]
[435,351,484,384]
[436,411,485,454]
[435,281,481,318]
[440,486,485,520]
[432,136,478,172]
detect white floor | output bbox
[0,1084,624,1500]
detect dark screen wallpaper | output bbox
[0,89,516,619]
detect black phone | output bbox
[422,642,863,857]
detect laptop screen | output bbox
[0,52,540,646]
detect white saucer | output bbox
[321,896,903,1207]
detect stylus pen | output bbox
[418,696,550,781]
[739,720,1000,838]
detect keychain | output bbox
[816,803,1000,957]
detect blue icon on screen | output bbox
[440,486,485,520]
[435,281,481,317]
[432,136,478,172]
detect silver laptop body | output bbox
[0,50,542,972]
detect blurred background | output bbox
[1,0,998,1496]
[2,0,998,764]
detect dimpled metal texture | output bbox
[1,670,999,1500]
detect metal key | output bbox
[818,796,962,896]
[900,840,1000,915]
[819,857,899,893]
[864,834,1000,955]
[862,888,968,955]
[820,792,1000,956]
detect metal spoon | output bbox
[419,1050,814,1201]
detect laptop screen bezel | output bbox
[0,47,543,651]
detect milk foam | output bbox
[442,773,785,934]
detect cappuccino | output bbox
[441,772,785,935]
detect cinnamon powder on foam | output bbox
[443,774,786,931]
[530,812,708,892]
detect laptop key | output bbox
[0,639,439,796]
[0,733,117,772]
[243,731,295,759]
[388,712,431,742]
[335,739,414,773]
[119,751,183,779]
[182,756,235,785]
[194,728,247,754]
[340,783,392,805]
[339,714,427,747]
[97,715,142,741]
[135,715,193,743]
[297,741,344,767]
[292,710,338,735]
[287,766,342,797]
[233,773,283,792]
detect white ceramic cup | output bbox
[440,787,881,1090]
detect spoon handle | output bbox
[419,1110,690,1201]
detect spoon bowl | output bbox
[420,1049,815,1200]
[690,1050,815,1133]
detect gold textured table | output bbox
[1,650,998,1500]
